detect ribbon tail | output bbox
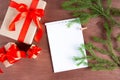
[10,1,19,8]
[34,29,43,42]
[0,68,3,73]
[33,16,43,42]
[9,23,15,31]
[9,12,27,31]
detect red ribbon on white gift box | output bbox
[0,42,26,67]
[9,0,44,43]
[27,44,41,59]
[0,42,41,74]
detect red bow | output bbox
[9,0,44,42]
[27,45,41,58]
[0,42,41,74]
[0,44,26,64]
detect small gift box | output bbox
[0,42,26,67]
[0,42,41,73]
[0,0,46,44]
[27,44,41,59]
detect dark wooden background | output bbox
[0,0,120,80]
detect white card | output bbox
[45,18,88,73]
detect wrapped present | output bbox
[0,42,41,73]
[27,44,41,59]
[0,0,47,44]
[0,42,26,67]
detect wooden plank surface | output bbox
[0,0,120,80]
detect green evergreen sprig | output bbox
[73,23,120,70]
[62,0,120,70]
[62,0,120,26]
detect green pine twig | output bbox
[62,0,120,70]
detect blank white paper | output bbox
[45,18,88,73]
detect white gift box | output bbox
[2,42,41,67]
[3,42,20,67]
[0,0,46,44]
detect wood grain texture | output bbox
[0,0,120,80]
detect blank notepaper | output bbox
[45,18,88,73]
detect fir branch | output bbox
[67,18,80,28]
[115,34,120,52]
[63,0,120,70]
[75,43,118,70]
[85,43,118,70]
[62,0,91,11]
[92,36,106,44]
[92,45,109,55]
[115,48,120,52]
[73,44,87,66]
[62,0,120,25]
[104,23,120,66]
[110,8,120,16]
[116,34,120,42]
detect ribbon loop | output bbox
[27,45,41,58]
[17,4,28,12]
[35,9,44,17]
